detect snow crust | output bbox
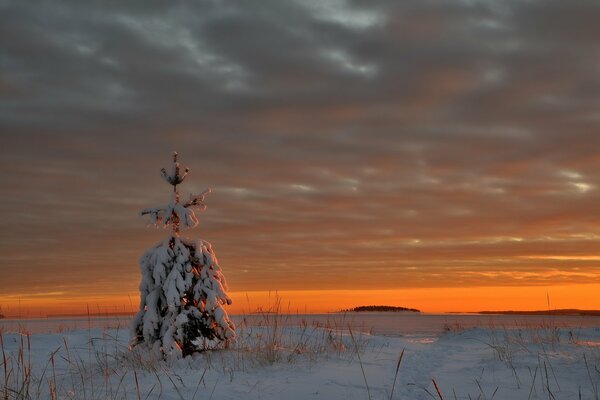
[3,320,600,400]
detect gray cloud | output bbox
[1,0,600,299]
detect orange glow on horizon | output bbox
[227,285,600,314]
[2,284,600,318]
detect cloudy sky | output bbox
[1,0,599,314]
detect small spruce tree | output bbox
[131,152,235,358]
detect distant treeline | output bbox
[343,305,421,313]
[478,309,600,316]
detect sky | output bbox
[1,0,600,316]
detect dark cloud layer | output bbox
[1,0,600,298]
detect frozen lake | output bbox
[2,313,600,399]
[2,312,600,335]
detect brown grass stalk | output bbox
[389,348,404,400]
[432,377,444,400]
[349,327,371,400]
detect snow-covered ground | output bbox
[1,314,600,399]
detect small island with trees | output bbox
[342,305,421,313]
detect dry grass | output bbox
[2,313,599,400]
[476,321,600,400]
[218,296,366,370]
[1,332,33,400]
[0,301,371,400]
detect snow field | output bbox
[1,316,600,400]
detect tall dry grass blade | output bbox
[432,378,444,400]
[349,327,372,400]
[584,353,599,400]
[208,377,219,400]
[528,365,538,400]
[389,348,404,400]
[48,380,55,400]
[1,333,7,400]
[50,349,58,400]
[143,383,157,400]
[540,344,560,391]
[134,368,142,400]
[18,334,23,392]
[62,337,78,396]
[491,386,499,400]
[114,370,128,399]
[191,366,208,400]
[22,333,31,399]
[161,366,185,400]
[34,351,52,397]
[543,361,557,400]
[104,338,110,398]
[26,334,31,383]
[87,303,95,399]
[474,378,485,400]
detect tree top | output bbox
[141,152,211,235]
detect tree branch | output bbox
[183,188,211,209]
[140,207,165,216]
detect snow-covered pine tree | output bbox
[131,152,235,359]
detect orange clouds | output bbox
[2,1,600,317]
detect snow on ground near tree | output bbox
[2,315,600,399]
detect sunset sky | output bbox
[1,1,600,316]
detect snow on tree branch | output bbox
[160,151,189,186]
[132,152,235,359]
[140,192,206,230]
[183,188,211,210]
[141,153,211,233]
